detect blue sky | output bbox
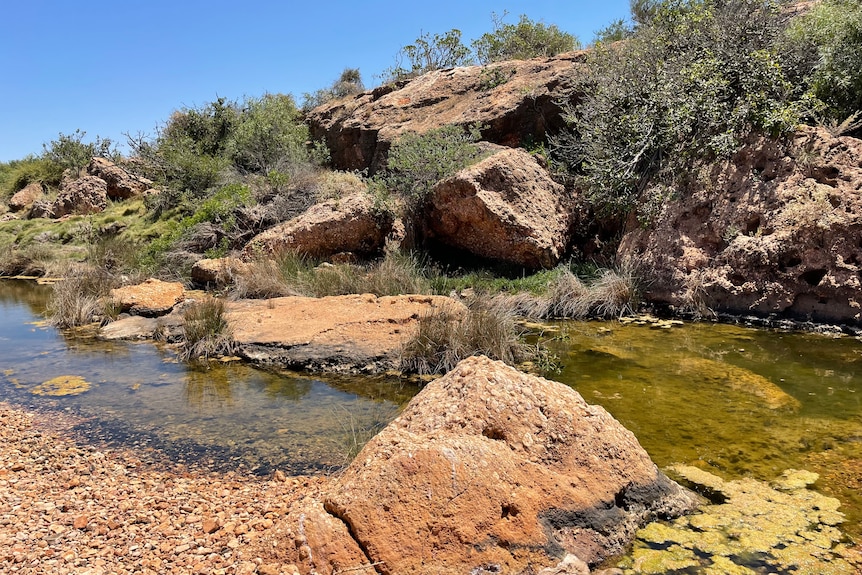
[0,1,630,162]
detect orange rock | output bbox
[73,515,88,530]
[110,278,185,317]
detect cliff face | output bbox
[617,126,862,325]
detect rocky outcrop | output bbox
[109,278,185,317]
[618,126,862,325]
[242,193,392,260]
[425,147,573,269]
[226,294,463,373]
[52,176,108,217]
[8,182,44,213]
[307,52,586,173]
[190,257,248,287]
[87,157,152,199]
[279,356,696,574]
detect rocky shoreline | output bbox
[0,401,318,575]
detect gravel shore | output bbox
[0,401,325,575]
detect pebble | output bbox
[0,402,326,575]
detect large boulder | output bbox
[109,278,185,317]
[8,182,44,212]
[425,147,573,269]
[52,176,108,217]
[307,52,586,173]
[226,294,463,373]
[87,157,152,199]
[281,356,696,574]
[618,126,862,325]
[242,193,393,260]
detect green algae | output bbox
[620,466,861,574]
[31,375,91,396]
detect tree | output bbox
[473,13,579,64]
[383,29,471,82]
[42,129,118,175]
[230,93,309,173]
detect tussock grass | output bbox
[399,300,531,375]
[46,265,119,328]
[0,243,60,277]
[179,297,236,361]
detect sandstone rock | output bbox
[110,279,185,317]
[190,257,248,287]
[289,356,695,574]
[618,126,862,325]
[243,193,392,260]
[307,52,586,173]
[425,147,572,269]
[87,157,152,199]
[52,176,108,217]
[226,294,463,373]
[8,182,44,212]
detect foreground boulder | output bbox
[110,278,185,317]
[425,147,572,269]
[618,126,862,325]
[278,356,696,574]
[52,176,108,217]
[307,52,586,173]
[226,294,462,373]
[87,157,152,199]
[242,193,392,260]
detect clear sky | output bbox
[0,1,631,163]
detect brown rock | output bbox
[73,515,88,530]
[190,257,248,287]
[227,294,463,373]
[618,126,862,325]
[243,193,392,260]
[297,356,695,574]
[52,175,108,217]
[202,518,221,534]
[307,52,587,173]
[87,157,152,199]
[425,147,572,269]
[110,279,185,317]
[27,199,55,219]
[8,182,44,212]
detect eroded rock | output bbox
[243,193,392,260]
[52,176,108,217]
[110,279,185,317]
[425,147,573,269]
[87,157,152,199]
[284,356,696,574]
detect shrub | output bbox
[42,129,119,176]
[473,13,579,64]
[302,68,365,110]
[383,29,472,82]
[379,124,487,204]
[399,299,531,375]
[0,243,58,277]
[229,93,310,174]
[553,0,804,219]
[785,0,862,134]
[180,297,236,361]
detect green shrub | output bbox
[302,68,365,110]
[553,0,803,219]
[42,129,119,176]
[229,93,309,174]
[785,0,862,133]
[383,29,472,82]
[379,124,487,204]
[0,157,59,195]
[473,13,579,64]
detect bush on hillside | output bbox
[473,13,578,64]
[302,68,365,110]
[382,29,472,82]
[552,0,804,220]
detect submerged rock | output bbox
[675,357,801,410]
[281,356,697,574]
[31,375,91,396]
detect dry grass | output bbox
[0,243,62,277]
[399,300,531,375]
[179,297,236,361]
[46,265,120,328]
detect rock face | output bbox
[87,157,152,199]
[109,279,185,317]
[52,176,108,217]
[618,126,862,325]
[307,53,586,173]
[283,356,696,574]
[425,147,572,269]
[226,294,462,372]
[242,193,392,260]
[8,182,44,213]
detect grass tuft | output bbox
[179,297,236,361]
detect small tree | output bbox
[473,13,579,64]
[229,93,309,173]
[383,29,472,82]
[42,129,118,176]
[302,68,365,110]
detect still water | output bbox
[2,279,860,568]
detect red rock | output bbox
[8,182,44,213]
[73,515,88,529]
[87,157,152,199]
[52,175,108,217]
[202,518,220,534]
[110,278,185,317]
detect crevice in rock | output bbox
[800,268,827,286]
[323,500,385,575]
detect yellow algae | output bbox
[676,357,801,410]
[31,375,91,396]
[3,369,13,376]
[773,468,820,490]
